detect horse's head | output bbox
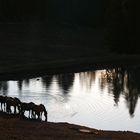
[40,104,47,121]
[14,97,21,104]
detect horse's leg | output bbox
[35,112,37,119]
[30,110,32,118]
[21,109,25,117]
[39,112,41,120]
[30,110,34,118]
[40,112,42,120]
[32,112,35,119]
[7,106,11,114]
[6,104,9,113]
[17,105,20,114]
[22,110,25,117]
[16,106,17,114]
[14,106,16,114]
[4,103,6,111]
[44,113,47,122]
[29,110,30,118]
[1,103,3,111]
[37,113,40,120]
[10,107,12,113]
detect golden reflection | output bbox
[77,67,138,116]
[98,68,125,104]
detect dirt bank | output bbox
[0,112,140,140]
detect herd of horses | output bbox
[0,95,47,121]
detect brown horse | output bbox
[32,104,47,121]
[0,95,7,111]
[20,102,35,118]
[6,97,21,114]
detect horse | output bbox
[0,95,7,111]
[6,97,21,114]
[20,102,35,118]
[32,104,47,121]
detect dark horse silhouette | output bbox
[0,95,7,111]
[20,102,35,118]
[32,104,47,121]
[6,97,21,114]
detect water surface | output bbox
[0,68,140,132]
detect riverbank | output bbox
[0,111,140,140]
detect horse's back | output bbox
[6,97,20,106]
[21,102,35,110]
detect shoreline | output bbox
[0,111,140,140]
[0,54,140,80]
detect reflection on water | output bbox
[0,68,140,132]
[0,81,8,95]
[57,74,74,94]
[98,68,140,117]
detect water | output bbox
[0,68,140,133]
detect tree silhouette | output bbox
[99,68,125,104]
[0,0,48,22]
[105,0,140,54]
[24,79,30,87]
[57,73,74,94]
[124,68,140,117]
[17,80,23,91]
[42,75,53,89]
[98,68,140,116]
[0,81,8,95]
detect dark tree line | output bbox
[48,0,106,26]
[105,0,140,54]
[0,0,47,21]
[0,0,106,25]
[0,0,139,53]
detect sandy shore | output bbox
[0,112,139,140]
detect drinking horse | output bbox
[32,104,47,121]
[20,102,35,118]
[0,95,7,111]
[6,97,21,114]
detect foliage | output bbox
[0,0,47,22]
[105,0,140,54]
[0,0,105,26]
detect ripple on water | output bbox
[1,68,140,133]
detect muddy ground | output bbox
[0,112,140,140]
